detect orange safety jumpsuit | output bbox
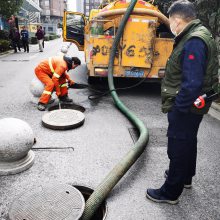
[34,56,73,104]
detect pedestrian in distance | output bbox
[20,26,29,53]
[40,26,45,48]
[9,27,21,53]
[146,0,219,204]
[34,55,81,111]
[35,25,44,52]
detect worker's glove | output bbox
[56,90,61,97]
[68,80,75,86]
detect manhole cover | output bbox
[9,184,85,220]
[42,109,85,130]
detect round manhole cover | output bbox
[42,109,85,130]
[9,184,85,220]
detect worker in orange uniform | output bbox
[34,55,81,111]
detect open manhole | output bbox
[48,103,85,112]
[42,109,85,130]
[73,185,107,220]
[9,184,85,220]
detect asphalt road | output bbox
[0,38,219,220]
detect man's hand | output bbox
[68,80,75,86]
[56,90,61,97]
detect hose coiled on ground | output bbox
[81,0,149,219]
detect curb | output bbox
[208,102,220,121]
[212,102,220,111]
[0,50,14,57]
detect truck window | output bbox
[66,13,85,45]
[90,19,115,37]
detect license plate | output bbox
[125,70,144,77]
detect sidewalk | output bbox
[0,38,71,57]
[0,49,14,56]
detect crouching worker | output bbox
[34,55,81,111]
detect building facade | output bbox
[1,0,42,34]
[76,1,84,14]
[40,0,67,23]
[83,0,102,16]
[39,0,67,34]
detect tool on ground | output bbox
[68,83,89,89]
[194,90,219,109]
[58,100,61,110]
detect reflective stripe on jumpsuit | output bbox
[34,60,68,104]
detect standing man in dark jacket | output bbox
[40,26,45,48]
[146,0,219,204]
[9,27,21,53]
[20,26,29,53]
[35,25,44,52]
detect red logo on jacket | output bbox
[188,54,195,60]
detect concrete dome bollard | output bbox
[29,77,45,104]
[61,45,68,54]
[29,77,56,104]
[0,118,35,175]
[30,77,44,98]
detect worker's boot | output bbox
[48,97,55,104]
[164,169,192,189]
[59,95,73,103]
[146,188,179,205]
[37,102,47,111]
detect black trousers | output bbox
[12,40,20,52]
[161,108,203,199]
[22,39,29,52]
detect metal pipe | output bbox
[95,8,170,27]
[81,0,149,219]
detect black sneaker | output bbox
[183,177,193,189]
[37,103,47,111]
[164,169,192,189]
[146,188,179,205]
[59,95,73,103]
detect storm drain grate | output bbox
[33,147,74,151]
[128,127,167,147]
[9,184,85,220]
[128,128,140,143]
[1,59,30,62]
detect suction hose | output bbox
[81,0,149,219]
[95,8,170,28]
